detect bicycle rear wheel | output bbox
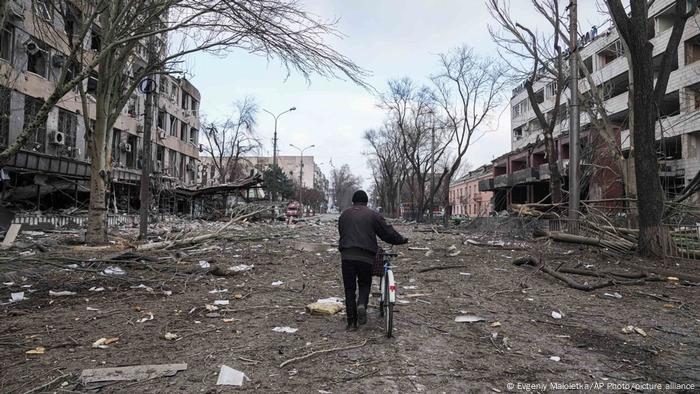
[383,279,393,338]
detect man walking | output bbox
[338,190,408,331]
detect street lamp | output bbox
[262,107,296,169]
[289,143,315,214]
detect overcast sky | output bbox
[188,1,607,188]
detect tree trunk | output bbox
[86,111,110,244]
[629,37,667,256]
[442,174,451,226]
[544,129,562,203]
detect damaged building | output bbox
[0,0,202,217]
[480,0,700,211]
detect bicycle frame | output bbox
[380,260,396,303]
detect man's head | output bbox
[352,190,369,205]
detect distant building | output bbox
[199,155,316,189]
[449,165,493,216]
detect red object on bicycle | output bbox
[372,250,384,277]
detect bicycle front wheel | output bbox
[384,280,393,338]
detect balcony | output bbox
[511,167,539,185]
[479,178,495,191]
[538,160,569,180]
[494,174,512,188]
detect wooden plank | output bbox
[1,223,22,248]
[79,363,187,384]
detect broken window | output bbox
[169,149,177,175]
[180,122,187,141]
[545,81,557,98]
[597,40,624,68]
[26,39,49,78]
[33,0,52,21]
[63,4,81,41]
[159,77,168,95]
[126,134,137,168]
[57,109,77,150]
[534,89,545,104]
[23,95,46,153]
[181,92,190,110]
[112,129,121,164]
[86,71,99,95]
[191,99,198,116]
[190,128,197,144]
[685,34,700,65]
[90,27,101,51]
[169,114,177,136]
[0,26,13,62]
[0,87,9,148]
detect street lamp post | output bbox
[263,107,296,170]
[290,143,315,214]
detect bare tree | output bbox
[606,0,695,256]
[381,78,451,222]
[432,46,507,223]
[1,0,369,244]
[364,123,407,217]
[488,0,565,203]
[331,164,361,211]
[201,97,260,184]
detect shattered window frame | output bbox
[23,95,47,153]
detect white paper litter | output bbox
[130,284,154,292]
[272,326,298,334]
[549,356,561,362]
[49,290,77,296]
[103,266,125,276]
[403,285,417,290]
[459,272,471,276]
[136,313,154,323]
[3,281,14,286]
[10,292,25,302]
[551,311,562,319]
[455,315,486,323]
[603,292,622,299]
[213,300,229,305]
[271,281,284,286]
[216,365,249,386]
[228,264,253,272]
[209,289,228,294]
[198,261,210,269]
[86,307,100,311]
[89,287,105,292]
[316,297,343,304]
[164,332,178,340]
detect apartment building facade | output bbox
[0,0,201,212]
[449,165,494,217]
[481,0,700,209]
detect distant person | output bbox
[286,200,299,224]
[337,190,408,331]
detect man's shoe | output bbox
[345,322,358,332]
[357,305,367,325]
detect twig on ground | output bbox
[279,339,368,368]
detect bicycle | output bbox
[378,250,398,338]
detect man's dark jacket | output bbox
[338,204,406,264]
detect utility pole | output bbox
[290,143,314,215]
[429,115,436,221]
[568,0,580,221]
[138,37,158,240]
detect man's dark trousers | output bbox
[341,260,372,325]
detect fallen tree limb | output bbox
[279,339,368,368]
[533,229,634,254]
[513,256,649,291]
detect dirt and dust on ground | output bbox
[0,213,699,393]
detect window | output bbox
[169,114,177,136]
[0,87,9,148]
[26,39,49,78]
[159,77,168,95]
[545,81,557,98]
[126,135,137,168]
[57,109,77,150]
[180,122,187,141]
[33,0,52,21]
[169,149,177,174]
[156,145,165,166]
[86,72,98,95]
[181,92,190,110]
[112,129,121,164]
[597,40,624,68]
[23,96,46,152]
[190,128,197,144]
[685,34,700,65]
[0,26,13,62]
[63,4,81,40]
[157,110,166,130]
[90,27,101,51]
